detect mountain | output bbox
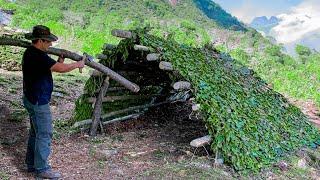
[251,9,320,55]
[194,0,246,31]
[250,16,280,34]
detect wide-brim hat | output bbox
[25,25,58,42]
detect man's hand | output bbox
[57,55,65,63]
[78,55,86,73]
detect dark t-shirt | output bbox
[22,46,56,105]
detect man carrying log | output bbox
[22,25,85,179]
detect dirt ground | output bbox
[0,68,320,179]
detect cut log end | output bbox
[159,61,173,71]
[192,104,200,111]
[111,29,135,39]
[190,135,212,148]
[134,45,150,52]
[173,81,191,90]
[146,53,160,61]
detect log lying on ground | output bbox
[90,77,110,136]
[79,113,143,131]
[0,37,140,92]
[102,113,142,125]
[173,81,191,90]
[146,53,161,61]
[73,100,171,128]
[159,61,173,71]
[87,94,157,103]
[134,45,150,51]
[190,135,212,148]
[84,86,128,94]
[111,29,136,39]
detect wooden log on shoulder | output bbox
[190,135,212,148]
[146,53,160,61]
[90,77,110,136]
[0,37,140,92]
[159,61,173,71]
[111,29,136,39]
[134,45,150,51]
[173,81,191,90]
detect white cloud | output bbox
[270,0,320,44]
[227,2,275,23]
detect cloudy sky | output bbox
[213,0,320,48]
[213,0,302,23]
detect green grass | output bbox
[0,171,9,180]
[139,160,234,179]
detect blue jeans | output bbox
[23,96,52,173]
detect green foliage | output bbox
[0,0,17,9]
[295,44,312,64]
[135,30,320,171]
[230,48,250,64]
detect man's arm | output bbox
[50,55,85,73]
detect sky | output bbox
[213,0,320,52]
[213,0,302,23]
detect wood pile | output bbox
[75,29,199,136]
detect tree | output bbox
[295,44,311,64]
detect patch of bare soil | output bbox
[291,99,320,127]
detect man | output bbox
[22,25,85,179]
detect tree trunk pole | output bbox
[0,37,140,92]
[90,77,110,136]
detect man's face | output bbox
[39,39,52,51]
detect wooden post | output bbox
[0,37,140,92]
[90,77,110,136]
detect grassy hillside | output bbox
[0,0,318,106]
[0,1,318,106]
